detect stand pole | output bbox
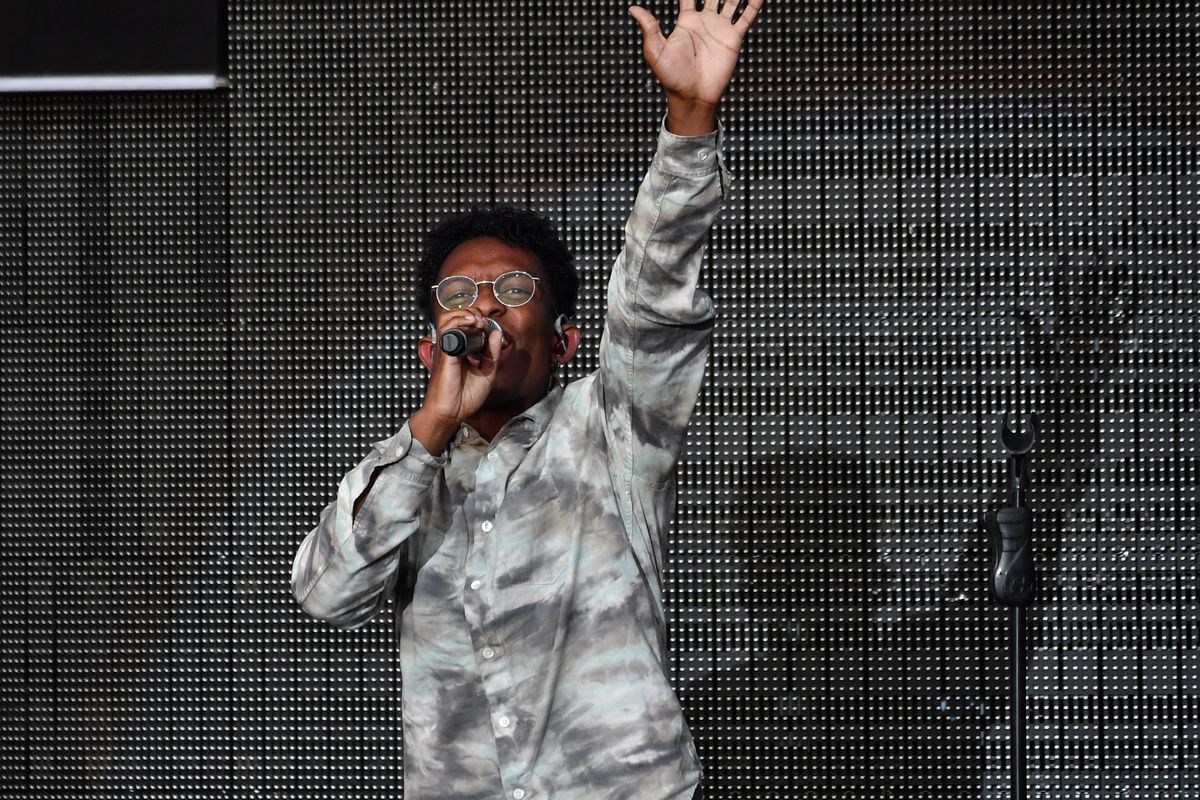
[985,414,1038,800]
[1011,605,1026,800]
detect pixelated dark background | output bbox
[1,0,1197,797]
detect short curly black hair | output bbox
[415,206,578,324]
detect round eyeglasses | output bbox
[432,270,541,311]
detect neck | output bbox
[465,398,535,442]
[465,380,558,442]
[463,411,507,443]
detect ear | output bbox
[553,321,582,364]
[417,336,436,373]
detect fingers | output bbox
[628,5,664,50]
[483,326,503,369]
[629,5,667,65]
[733,0,763,33]
[436,309,491,340]
[431,310,494,368]
[628,4,657,33]
[700,0,761,31]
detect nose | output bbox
[470,281,506,317]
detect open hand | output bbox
[629,0,763,134]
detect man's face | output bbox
[428,236,561,412]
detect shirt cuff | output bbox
[373,420,447,470]
[652,116,730,192]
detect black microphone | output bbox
[439,319,501,358]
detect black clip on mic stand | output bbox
[983,413,1038,800]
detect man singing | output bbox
[292,1,762,797]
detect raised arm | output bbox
[593,0,761,599]
[597,0,763,476]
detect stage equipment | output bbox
[0,0,226,92]
[439,319,502,358]
[984,414,1039,800]
[984,417,1041,800]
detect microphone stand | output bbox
[983,414,1038,800]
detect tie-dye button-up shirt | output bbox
[292,124,728,800]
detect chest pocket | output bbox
[496,472,568,586]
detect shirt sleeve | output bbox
[596,121,730,596]
[290,421,445,630]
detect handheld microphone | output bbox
[439,319,501,358]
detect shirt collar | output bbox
[452,384,563,450]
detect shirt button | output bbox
[469,579,482,591]
[487,451,498,462]
[481,647,496,659]
[481,520,493,533]
[513,790,526,800]
[498,715,512,728]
